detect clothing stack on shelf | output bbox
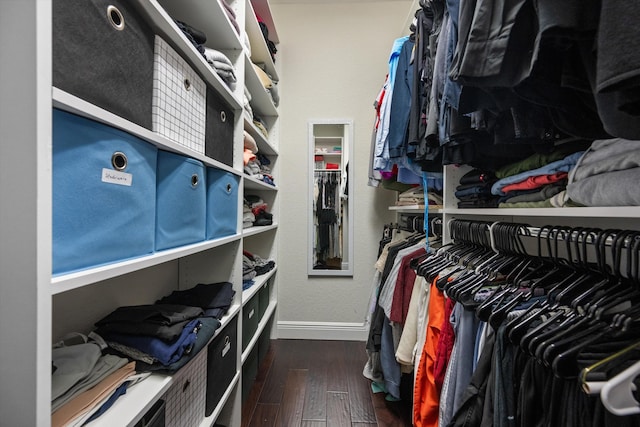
[219,0,239,35]
[491,150,583,207]
[51,335,138,427]
[254,12,277,62]
[243,195,273,228]
[396,186,424,207]
[243,131,275,186]
[94,282,235,375]
[566,138,640,207]
[252,63,279,107]
[252,115,270,139]
[203,47,237,91]
[174,20,207,59]
[454,169,499,208]
[174,16,238,91]
[398,186,444,209]
[51,287,233,426]
[242,250,276,290]
[371,0,640,208]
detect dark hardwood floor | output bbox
[242,339,413,427]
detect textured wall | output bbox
[271,1,411,329]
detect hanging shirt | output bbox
[374,36,410,171]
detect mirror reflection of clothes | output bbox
[314,171,342,267]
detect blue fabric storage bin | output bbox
[52,108,157,275]
[206,168,239,240]
[156,151,206,250]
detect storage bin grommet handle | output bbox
[184,79,192,91]
[220,111,226,122]
[226,183,232,193]
[191,174,199,188]
[111,151,128,171]
[182,380,191,393]
[106,5,125,31]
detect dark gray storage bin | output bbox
[242,297,260,351]
[205,87,235,167]
[205,315,238,417]
[242,346,259,403]
[53,0,155,129]
[134,399,165,427]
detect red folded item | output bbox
[325,163,339,170]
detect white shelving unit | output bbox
[0,0,280,425]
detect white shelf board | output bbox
[244,116,278,155]
[133,0,242,109]
[157,0,243,51]
[314,152,342,156]
[241,301,276,364]
[244,174,278,190]
[389,205,443,214]
[244,55,278,117]
[250,0,280,43]
[445,206,640,218]
[53,88,241,176]
[242,223,278,238]
[245,0,278,81]
[242,267,277,305]
[51,235,242,295]
[90,374,172,427]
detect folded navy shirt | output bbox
[99,319,201,366]
[136,317,221,373]
[95,304,204,341]
[156,282,235,320]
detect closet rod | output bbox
[448,219,639,250]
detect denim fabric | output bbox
[440,304,482,427]
[381,317,402,399]
[493,323,516,427]
[388,39,415,160]
[374,37,410,171]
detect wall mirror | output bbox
[308,119,354,276]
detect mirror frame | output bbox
[307,119,354,276]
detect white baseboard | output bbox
[276,321,368,341]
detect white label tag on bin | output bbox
[221,335,231,357]
[102,168,132,186]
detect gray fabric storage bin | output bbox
[205,315,238,417]
[205,86,235,166]
[53,0,155,129]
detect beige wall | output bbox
[272,1,412,333]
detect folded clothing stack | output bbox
[244,195,273,227]
[566,138,640,207]
[243,249,276,283]
[93,282,235,373]
[219,0,240,35]
[396,186,424,206]
[492,151,583,208]
[174,20,206,59]
[455,169,500,208]
[203,47,236,90]
[51,334,140,427]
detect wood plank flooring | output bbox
[242,339,412,427]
